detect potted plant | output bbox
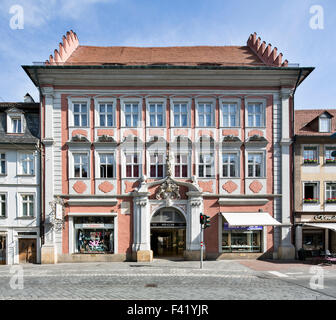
[303,198,319,203]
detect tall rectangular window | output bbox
[125,103,139,127]
[99,153,114,178]
[0,154,6,174]
[326,183,336,202]
[198,153,214,178]
[149,103,164,127]
[247,103,263,127]
[99,103,114,127]
[22,195,34,217]
[248,153,263,178]
[12,118,22,133]
[325,147,336,164]
[150,153,164,178]
[174,154,188,178]
[125,153,140,178]
[173,103,188,127]
[222,153,238,178]
[303,182,319,203]
[0,195,5,217]
[74,153,89,178]
[198,103,214,127]
[222,103,238,127]
[303,146,318,164]
[73,103,88,127]
[20,153,34,175]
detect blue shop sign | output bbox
[223,223,263,231]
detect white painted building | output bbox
[0,99,41,265]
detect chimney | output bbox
[24,93,35,103]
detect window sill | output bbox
[302,163,319,166]
[17,174,35,177]
[16,216,35,220]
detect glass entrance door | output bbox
[150,228,186,257]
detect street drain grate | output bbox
[145,284,158,288]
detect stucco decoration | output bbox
[222,129,239,136]
[72,181,87,194]
[248,129,264,137]
[249,180,263,193]
[72,129,88,137]
[125,180,140,193]
[198,180,213,193]
[98,181,114,193]
[48,196,66,231]
[222,181,238,193]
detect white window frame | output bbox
[146,98,166,127]
[18,152,35,176]
[195,98,216,127]
[71,151,90,179]
[247,151,265,178]
[7,113,24,133]
[198,152,215,178]
[220,98,241,128]
[94,97,117,128]
[319,114,331,133]
[245,99,266,128]
[302,145,319,164]
[170,98,192,128]
[0,193,7,218]
[222,152,240,178]
[120,98,142,128]
[325,182,336,202]
[325,145,336,164]
[148,151,165,178]
[0,153,6,175]
[302,181,319,202]
[97,152,115,179]
[124,151,141,178]
[173,152,190,178]
[68,97,91,128]
[19,193,35,218]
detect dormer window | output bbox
[319,114,331,132]
[6,108,24,133]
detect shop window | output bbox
[222,222,262,253]
[75,216,114,254]
[303,230,324,251]
[303,182,319,203]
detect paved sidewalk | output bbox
[0,259,335,300]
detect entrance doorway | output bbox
[150,208,186,258]
[19,239,37,264]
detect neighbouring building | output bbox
[294,109,336,256]
[23,30,313,263]
[0,95,41,265]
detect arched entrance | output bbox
[150,208,186,257]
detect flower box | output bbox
[326,198,336,203]
[303,198,319,203]
[304,159,318,164]
[326,159,336,164]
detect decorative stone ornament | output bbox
[48,196,66,231]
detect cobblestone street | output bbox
[0,259,335,300]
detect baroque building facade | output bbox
[23,31,313,263]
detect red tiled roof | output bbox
[64,45,265,66]
[295,109,336,136]
[45,31,288,67]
